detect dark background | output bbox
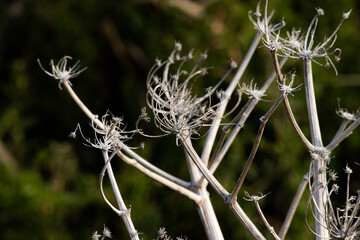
[0,0,359,239]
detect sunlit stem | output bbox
[279,173,309,239]
[180,134,266,240]
[201,31,263,166]
[254,200,281,240]
[209,57,287,175]
[326,116,360,151]
[283,96,313,151]
[303,58,328,240]
[101,150,140,240]
[184,149,225,240]
[61,80,201,202]
[229,94,285,203]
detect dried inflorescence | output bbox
[37,56,87,89]
[142,42,236,143]
[91,225,112,240]
[155,227,187,240]
[249,1,351,74]
[73,112,138,152]
[306,162,360,240]
[336,103,360,122]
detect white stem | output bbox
[181,135,266,240]
[102,151,139,240]
[303,59,323,146]
[326,116,360,151]
[184,150,224,240]
[279,173,309,239]
[118,149,201,203]
[62,80,197,196]
[209,57,287,174]
[229,202,266,240]
[303,59,329,240]
[201,32,263,166]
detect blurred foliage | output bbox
[0,0,359,239]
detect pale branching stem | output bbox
[181,134,229,199]
[117,149,201,203]
[347,191,360,235]
[209,58,287,175]
[180,133,266,240]
[183,149,225,240]
[101,150,140,240]
[305,182,328,238]
[60,74,202,203]
[271,51,284,84]
[333,119,350,139]
[245,192,281,240]
[229,94,285,203]
[117,141,190,189]
[279,173,309,239]
[201,31,263,166]
[228,202,266,240]
[326,116,360,151]
[252,197,281,240]
[271,49,313,151]
[303,59,323,146]
[303,58,329,239]
[344,168,351,229]
[207,127,230,170]
[62,80,104,128]
[283,96,313,151]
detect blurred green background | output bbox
[0,0,359,239]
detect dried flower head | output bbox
[91,231,102,240]
[281,8,351,75]
[336,102,360,121]
[144,42,235,143]
[38,56,87,89]
[74,112,137,151]
[249,0,351,75]
[278,72,302,97]
[240,80,266,100]
[307,164,360,239]
[243,191,270,202]
[249,1,285,51]
[103,225,112,238]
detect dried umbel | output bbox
[306,164,360,240]
[143,42,237,143]
[249,1,351,74]
[37,56,87,89]
[71,112,138,152]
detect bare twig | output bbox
[201,32,263,166]
[101,150,140,240]
[279,173,309,239]
[229,93,285,203]
[244,192,281,240]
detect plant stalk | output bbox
[303,58,328,240]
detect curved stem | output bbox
[201,32,263,166]
[303,58,328,240]
[101,150,139,240]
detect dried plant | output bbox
[39,0,359,239]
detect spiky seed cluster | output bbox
[77,112,136,151]
[240,80,266,100]
[91,225,112,240]
[307,161,360,239]
[156,227,187,240]
[145,42,235,142]
[249,1,351,74]
[324,166,360,239]
[38,56,87,89]
[336,105,360,122]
